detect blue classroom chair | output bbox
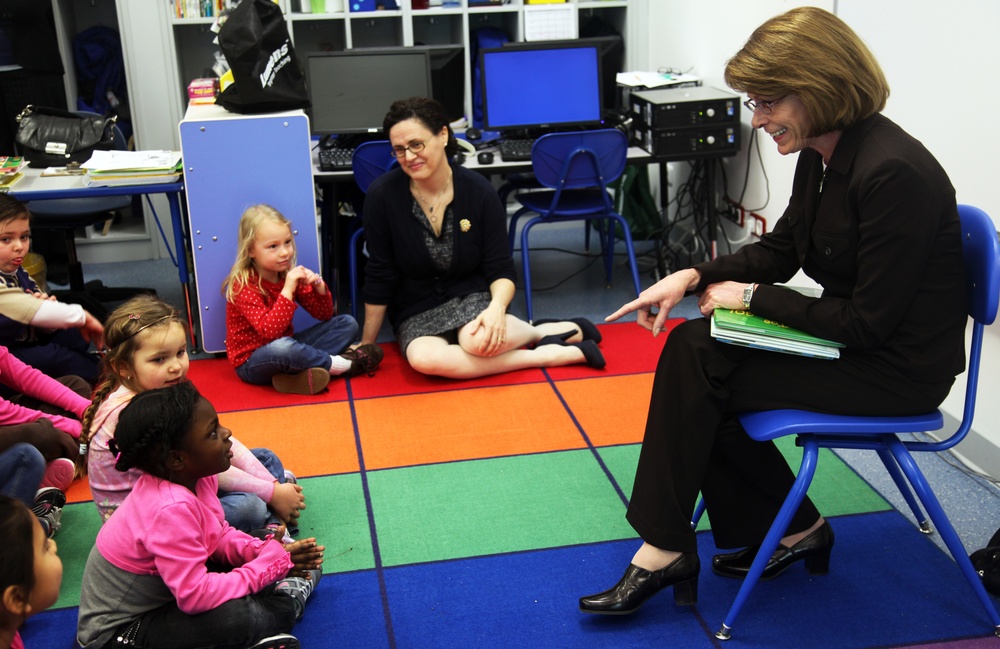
[702,204,1000,640]
[508,129,642,322]
[348,141,397,320]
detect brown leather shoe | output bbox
[272,368,330,395]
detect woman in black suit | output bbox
[580,6,967,614]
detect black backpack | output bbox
[969,527,1000,595]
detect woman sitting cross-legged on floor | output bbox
[358,96,605,379]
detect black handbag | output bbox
[15,105,117,168]
[216,0,309,114]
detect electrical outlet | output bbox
[722,198,744,226]
[748,212,766,237]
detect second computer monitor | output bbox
[305,49,432,136]
[479,43,603,132]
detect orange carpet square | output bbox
[218,402,359,477]
[555,373,654,447]
[355,383,587,470]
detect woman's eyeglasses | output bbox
[743,96,785,114]
[390,141,426,158]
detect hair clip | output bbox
[114,451,122,463]
[79,442,88,456]
[128,314,141,320]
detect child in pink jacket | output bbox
[79,296,305,534]
[76,382,323,649]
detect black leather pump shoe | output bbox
[579,552,699,615]
[712,521,834,581]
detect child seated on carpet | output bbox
[77,382,324,649]
[0,494,63,649]
[0,343,91,498]
[79,295,306,536]
[0,194,103,388]
[222,204,383,395]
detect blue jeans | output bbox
[0,443,45,506]
[235,315,359,386]
[218,448,285,533]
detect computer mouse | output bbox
[466,127,482,141]
[477,151,494,165]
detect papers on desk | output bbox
[617,71,702,89]
[81,150,182,188]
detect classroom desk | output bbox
[10,168,196,345]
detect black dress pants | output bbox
[625,318,952,553]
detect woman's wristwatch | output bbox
[742,283,756,310]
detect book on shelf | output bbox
[0,172,24,192]
[710,308,844,360]
[0,156,24,174]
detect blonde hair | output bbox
[77,294,184,472]
[221,204,295,302]
[724,6,889,136]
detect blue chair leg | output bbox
[875,447,932,534]
[609,213,643,297]
[521,216,541,323]
[509,207,529,256]
[691,496,706,529]
[348,226,365,320]
[716,438,821,640]
[886,438,1000,633]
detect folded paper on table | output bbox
[710,308,843,360]
[81,150,182,173]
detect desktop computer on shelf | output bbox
[629,86,741,159]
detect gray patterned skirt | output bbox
[396,291,492,354]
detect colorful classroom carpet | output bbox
[24,322,1000,648]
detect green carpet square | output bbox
[53,502,102,609]
[368,450,636,567]
[297,474,375,574]
[597,439,890,533]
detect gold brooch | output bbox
[460,219,471,232]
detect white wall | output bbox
[646,0,1000,477]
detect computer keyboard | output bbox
[318,146,355,171]
[498,138,535,162]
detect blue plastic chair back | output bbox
[351,140,396,193]
[531,128,627,191]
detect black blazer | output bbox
[695,114,967,383]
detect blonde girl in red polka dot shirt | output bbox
[221,205,383,395]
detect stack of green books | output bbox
[710,308,844,359]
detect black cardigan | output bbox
[361,164,516,329]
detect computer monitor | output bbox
[415,44,466,123]
[305,49,432,136]
[479,42,603,132]
[503,36,624,112]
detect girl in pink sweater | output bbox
[78,295,305,534]
[0,344,90,495]
[76,382,323,649]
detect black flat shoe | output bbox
[579,553,699,615]
[535,336,606,369]
[535,317,602,344]
[712,521,834,581]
